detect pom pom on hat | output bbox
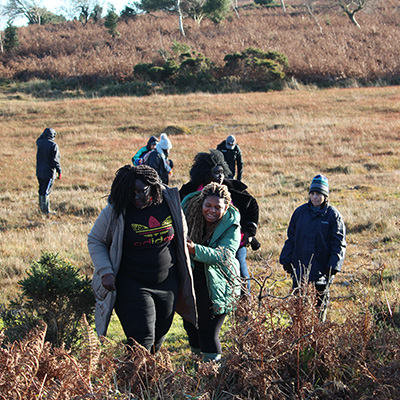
[159,133,172,150]
[309,174,329,196]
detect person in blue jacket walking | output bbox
[279,174,346,321]
[36,127,62,215]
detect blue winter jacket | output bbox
[279,201,346,284]
[36,128,62,179]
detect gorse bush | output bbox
[0,252,95,348]
[133,46,286,93]
[223,47,288,91]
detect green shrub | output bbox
[104,5,120,37]
[175,52,216,90]
[0,252,95,348]
[3,23,19,53]
[223,47,288,91]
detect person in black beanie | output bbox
[279,174,346,321]
[216,135,243,181]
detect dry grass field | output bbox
[1,84,399,308]
[0,85,399,398]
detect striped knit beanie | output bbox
[309,174,329,196]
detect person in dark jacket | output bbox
[216,135,243,181]
[147,133,173,185]
[132,136,158,165]
[36,127,62,215]
[279,174,346,321]
[180,150,259,296]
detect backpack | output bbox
[135,149,154,166]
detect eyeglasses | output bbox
[227,142,235,146]
[134,186,150,198]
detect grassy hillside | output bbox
[0,86,399,398]
[0,1,399,89]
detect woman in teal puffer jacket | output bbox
[181,183,241,363]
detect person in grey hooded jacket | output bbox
[279,174,346,321]
[36,127,62,215]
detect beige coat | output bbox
[88,186,197,336]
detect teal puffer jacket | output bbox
[182,192,241,315]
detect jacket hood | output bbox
[146,136,158,149]
[39,128,57,140]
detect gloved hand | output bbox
[249,237,261,251]
[101,273,116,291]
[325,267,338,277]
[58,172,62,180]
[283,263,292,273]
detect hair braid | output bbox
[108,165,163,217]
[185,183,232,244]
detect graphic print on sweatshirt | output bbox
[123,202,175,248]
[130,215,174,246]
[120,202,177,282]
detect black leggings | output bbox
[115,268,179,353]
[183,281,226,354]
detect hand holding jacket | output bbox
[102,273,116,291]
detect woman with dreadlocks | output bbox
[181,182,241,363]
[88,165,196,353]
[180,149,260,296]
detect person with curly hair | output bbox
[180,149,260,296]
[182,182,241,362]
[88,165,196,353]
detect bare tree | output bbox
[1,0,45,24]
[181,0,207,25]
[177,0,185,35]
[67,0,104,24]
[336,0,372,28]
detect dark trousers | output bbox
[183,281,226,354]
[37,177,54,196]
[115,268,179,353]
